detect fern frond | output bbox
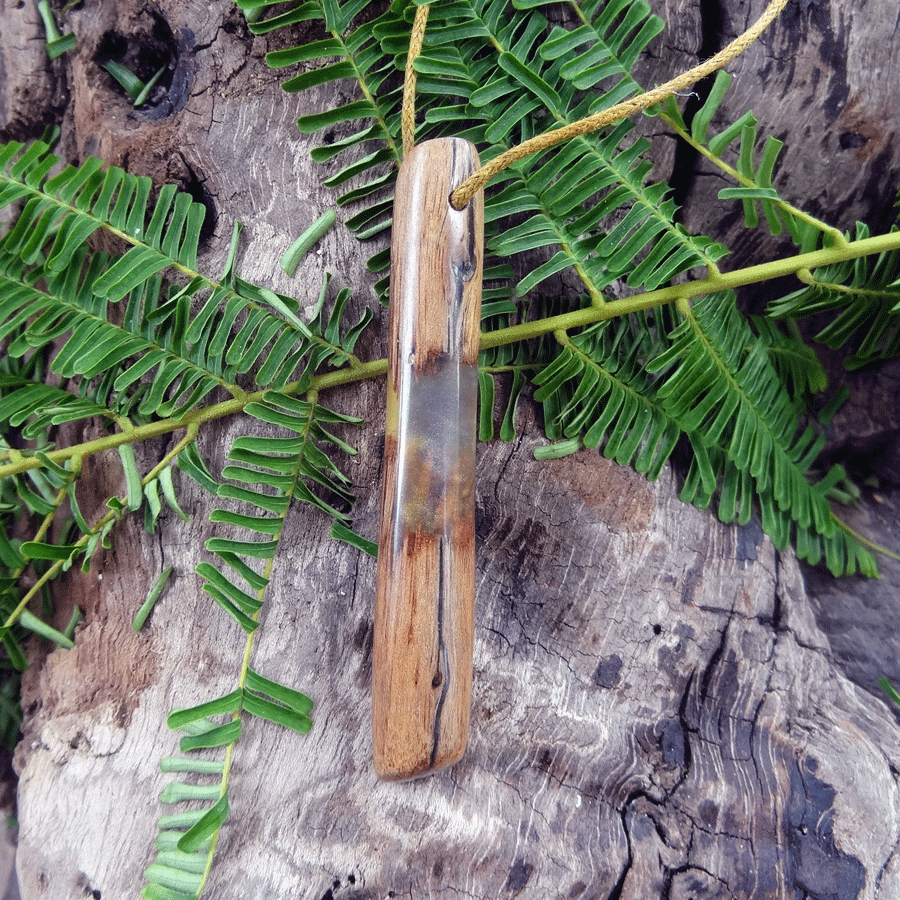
[0,427,102,669]
[147,661,314,899]
[246,0,728,303]
[420,0,727,296]
[750,316,828,399]
[664,71,843,253]
[0,374,117,438]
[767,223,900,369]
[649,293,874,572]
[0,142,372,425]
[527,293,875,574]
[0,245,226,421]
[546,0,665,94]
[0,141,203,278]
[532,306,681,478]
[146,389,336,897]
[192,390,359,632]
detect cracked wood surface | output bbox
[2,0,900,898]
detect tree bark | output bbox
[2,0,900,898]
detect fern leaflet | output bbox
[145,389,358,898]
[768,223,900,369]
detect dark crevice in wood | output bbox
[93,11,179,112]
[769,552,783,635]
[699,615,730,703]
[669,0,726,222]
[675,670,696,783]
[176,152,217,248]
[604,807,632,900]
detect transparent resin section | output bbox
[392,362,478,539]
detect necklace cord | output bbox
[402,3,431,155]
[400,0,790,208]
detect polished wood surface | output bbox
[373,138,484,780]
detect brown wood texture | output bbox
[374,139,484,780]
[2,1,900,898]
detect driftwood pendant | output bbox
[373,138,484,781]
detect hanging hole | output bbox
[448,189,468,212]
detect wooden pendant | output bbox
[373,138,484,781]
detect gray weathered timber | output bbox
[2,0,900,898]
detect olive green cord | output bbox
[400,0,791,206]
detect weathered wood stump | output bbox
[2,0,900,897]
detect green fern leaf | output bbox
[751,316,828,398]
[768,223,900,368]
[245,0,727,308]
[1,142,372,425]
[649,293,874,570]
[532,308,681,479]
[241,692,312,733]
[0,374,114,438]
[179,720,242,752]
[0,142,204,274]
[176,793,230,852]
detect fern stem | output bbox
[663,118,848,249]
[833,514,900,563]
[480,227,900,348]
[481,363,541,376]
[0,358,386,481]
[0,407,235,479]
[796,266,894,303]
[306,357,388,391]
[0,428,200,635]
[31,474,76,546]
[0,469,78,631]
[3,232,899,485]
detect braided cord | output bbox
[402,3,431,156]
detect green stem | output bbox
[0,359,386,480]
[0,428,199,634]
[661,111,847,250]
[480,228,900,348]
[0,469,78,631]
[833,514,900,563]
[4,231,900,481]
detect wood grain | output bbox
[373,138,484,781]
